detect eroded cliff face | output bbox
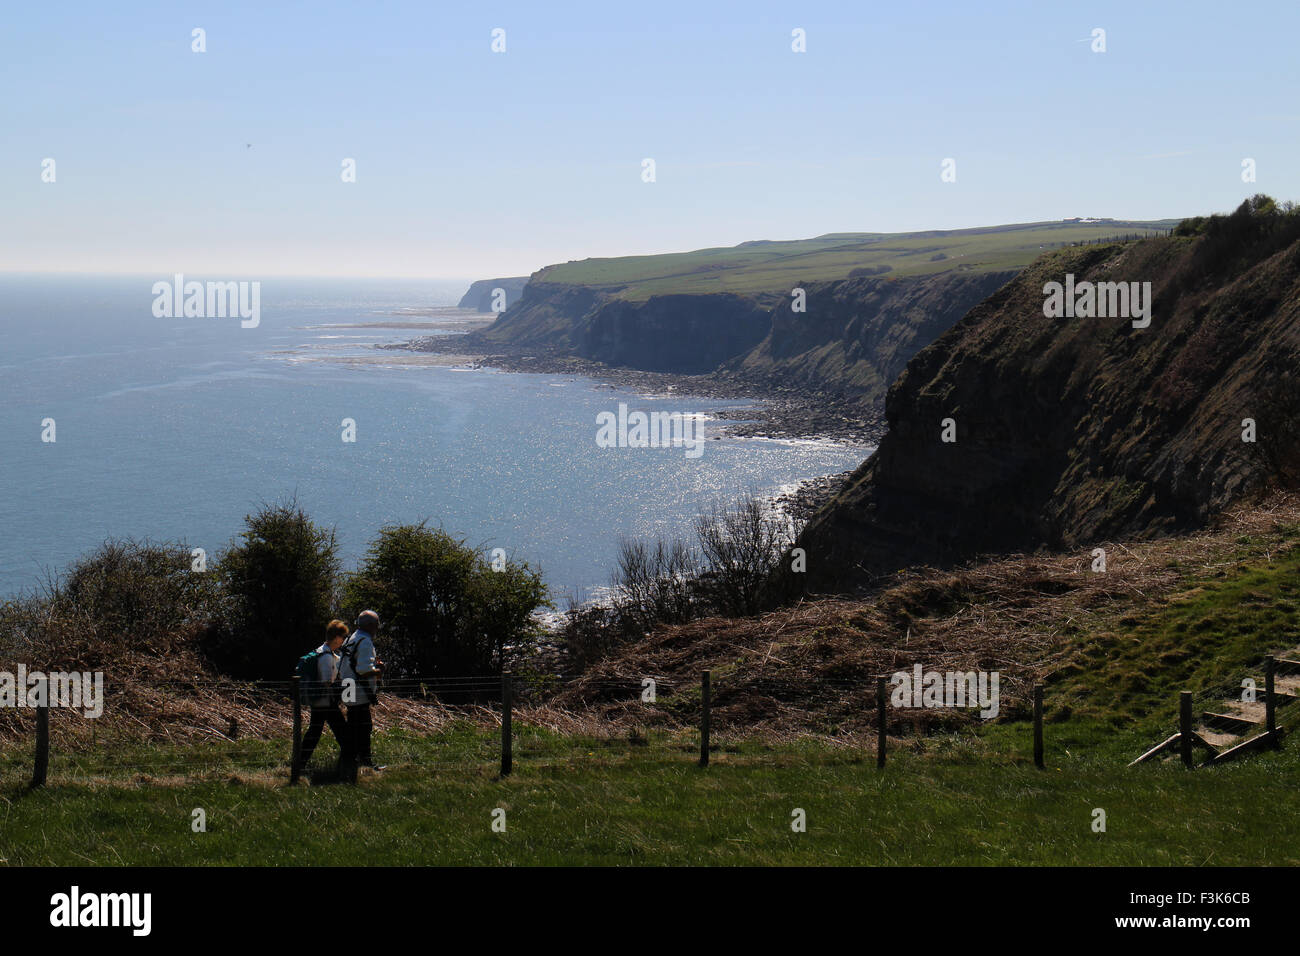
[724,270,1018,408]
[473,281,776,373]
[473,281,610,346]
[580,294,775,374]
[796,232,1300,592]
[473,271,1018,401]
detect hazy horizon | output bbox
[5,0,1298,279]
[0,213,1197,283]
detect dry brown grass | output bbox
[4,493,1297,750]
[553,492,1300,739]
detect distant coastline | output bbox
[388,312,884,447]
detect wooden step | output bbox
[1201,711,1261,734]
[1221,689,1295,714]
[1210,728,1286,765]
[1273,674,1300,696]
[1220,699,1265,720]
[1193,727,1237,748]
[1131,657,1300,767]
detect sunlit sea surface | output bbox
[0,275,869,604]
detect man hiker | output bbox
[340,609,385,770]
[295,620,351,775]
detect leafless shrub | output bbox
[613,536,699,632]
[694,492,795,618]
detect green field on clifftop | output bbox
[537,219,1180,299]
[2,734,1296,865]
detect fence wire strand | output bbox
[9,661,1295,784]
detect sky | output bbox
[3,0,1298,280]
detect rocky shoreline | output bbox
[774,470,858,524]
[393,335,885,447]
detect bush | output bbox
[560,492,796,671]
[211,500,340,679]
[612,536,699,632]
[694,493,795,617]
[463,557,552,676]
[0,539,221,669]
[1181,194,1300,280]
[341,523,549,690]
[54,539,220,642]
[557,602,625,673]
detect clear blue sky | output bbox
[3,0,1297,279]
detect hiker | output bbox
[340,610,385,770]
[295,620,352,774]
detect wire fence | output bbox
[5,668,1037,783]
[6,655,1296,786]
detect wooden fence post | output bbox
[500,671,512,776]
[31,676,49,788]
[699,671,711,767]
[1033,684,1044,769]
[876,676,887,768]
[1265,656,1277,744]
[290,675,302,784]
[1179,691,1193,768]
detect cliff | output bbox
[468,271,1017,401]
[721,270,1018,408]
[472,280,778,375]
[457,277,529,312]
[458,220,1176,399]
[796,202,1300,591]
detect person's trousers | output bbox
[299,705,350,767]
[349,702,374,765]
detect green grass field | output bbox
[1050,542,1300,734]
[2,714,1296,866]
[536,220,1181,299]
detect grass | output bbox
[1046,531,1300,748]
[537,220,1181,299]
[1,728,1296,866]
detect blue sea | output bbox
[0,275,868,603]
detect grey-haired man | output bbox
[340,609,386,770]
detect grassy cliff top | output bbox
[535,219,1181,299]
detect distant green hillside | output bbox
[538,220,1180,299]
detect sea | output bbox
[0,274,868,605]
